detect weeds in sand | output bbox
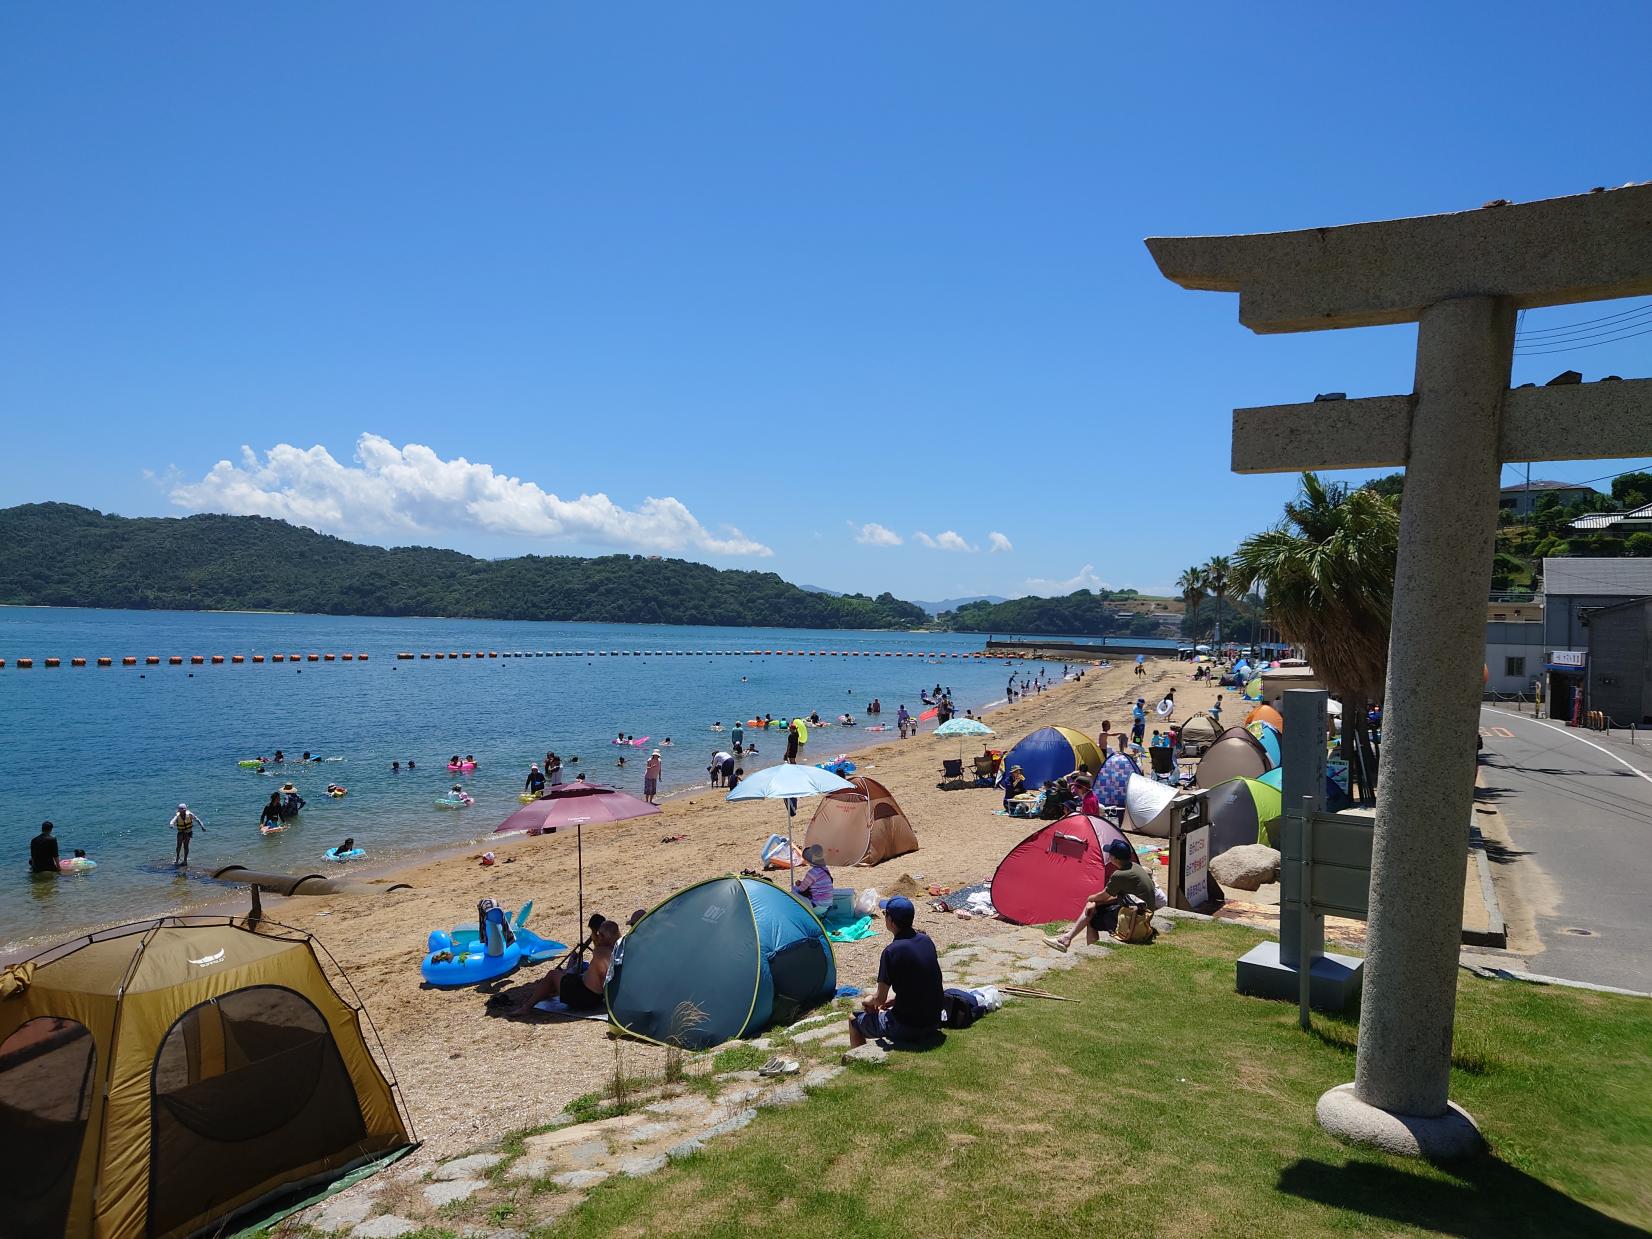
[487,1202,518,1225]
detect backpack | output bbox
[940,987,986,1030]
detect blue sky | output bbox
[3,3,1650,601]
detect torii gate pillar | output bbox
[1148,186,1652,1159]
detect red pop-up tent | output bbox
[990,813,1131,926]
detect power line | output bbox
[1513,305,1652,344]
[1515,299,1652,337]
[1513,323,1652,355]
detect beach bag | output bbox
[940,987,986,1030]
[1115,897,1156,945]
[853,887,881,918]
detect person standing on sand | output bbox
[643,750,662,804]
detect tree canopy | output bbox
[0,504,929,629]
[935,589,1159,636]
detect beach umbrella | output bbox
[935,716,994,759]
[728,763,854,871]
[494,782,663,945]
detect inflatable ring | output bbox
[58,857,96,872]
[324,848,366,862]
[260,823,288,835]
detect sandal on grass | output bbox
[1042,936,1068,953]
[759,1057,801,1077]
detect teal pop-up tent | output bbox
[606,875,837,1049]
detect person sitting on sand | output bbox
[1044,840,1157,951]
[847,897,942,1048]
[793,844,833,908]
[1001,764,1027,811]
[512,917,622,1014]
[1039,781,1068,820]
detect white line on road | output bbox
[1481,706,1652,789]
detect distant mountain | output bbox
[913,595,1007,615]
[933,589,1162,636]
[797,583,844,597]
[0,504,930,630]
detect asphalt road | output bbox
[1478,705,1652,992]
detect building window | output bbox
[1505,656,1526,678]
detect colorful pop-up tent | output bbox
[803,776,918,867]
[1246,720,1283,767]
[1176,714,1223,753]
[1244,704,1284,732]
[1206,777,1284,852]
[1256,766,1353,812]
[990,813,1131,926]
[999,726,1105,788]
[605,876,836,1049]
[1195,726,1271,788]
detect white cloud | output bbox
[1023,563,1111,595]
[914,529,977,552]
[853,521,903,547]
[168,435,772,557]
[987,531,1013,554]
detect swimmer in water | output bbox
[407,759,416,769]
[330,837,356,858]
[391,760,401,772]
[616,755,627,768]
[273,749,285,763]
[661,737,672,746]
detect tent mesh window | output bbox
[766,938,830,1027]
[148,985,365,1236]
[0,1016,96,1237]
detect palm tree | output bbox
[1203,555,1231,653]
[1176,566,1208,637]
[1232,473,1399,804]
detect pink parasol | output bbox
[495,782,662,835]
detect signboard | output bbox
[1326,759,1350,796]
[1549,650,1586,669]
[1183,824,1210,908]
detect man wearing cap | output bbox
[1043,839,1158,952]
[169,803,203,868]
[847,896,943,1048]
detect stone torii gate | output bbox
[1147,186,1652,1158]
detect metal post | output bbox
[1297,794,1316,1030]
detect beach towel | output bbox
[824,914,877,943]
[533,999,613,1021]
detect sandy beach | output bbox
[236,656,1229,1158]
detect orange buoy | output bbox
[323,653,335,662]
[231,654,244,663]
[420,652,431,659]
[169,656,183,666]
[45,658,61,668]
[189,656,204,665]
[397,652,413,660]
[210,654,224,664]
[252,654,265,663]
[341,652,353,661]
[307,653,320,662]
[359,653,369,661]
[122,656,136,666]
[488,651,498,658]
[272,654,285,663]
[97,657,113,667]
[145,656,161,665]
[72,658,87,667]
[18,658,35,668]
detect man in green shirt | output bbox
[1043,840,1157,950]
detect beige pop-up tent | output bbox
[803,775,919,867]
[0,917,413,1238]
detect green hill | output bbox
[0,504,928,629]
[936,589,1166,637]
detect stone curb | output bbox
[1459,962,1652,999]
[1461,822,1507,948]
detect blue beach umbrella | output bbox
[935,715,995,760]
[728,763,855,869]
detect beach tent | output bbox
[1244,704,1284,732]
[1246,720,1283,767]
[1256,767,1353,813]
[0,918,412,1239]
[606,876,836,1050]
[1000,726,1105,788]
[803,776,918,867]
[991,814,1132,926]
[1242,672,1265,701]
[1124,773,1178,837]
[1205,777,1284,852]
[1096,749,1142,809]
[1195,726,1272,788]
[1176,714,1223,753]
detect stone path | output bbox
[284,914,1192,1237]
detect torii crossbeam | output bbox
[1147,184,1652,1158]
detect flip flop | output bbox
[1042,936,1068,953]
[759,1057,800,1077]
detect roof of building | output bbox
[1501,479,1598,494]
[1543,558,1652,596]
[1566,502,1652,531]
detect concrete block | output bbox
[551,1169,608,1190]
[432,1154,502,1181]
[1235,940,1363,1012]
[352,1217,418,1239]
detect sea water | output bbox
[0,608,1074,946]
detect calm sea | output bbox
[0,608,1068,947]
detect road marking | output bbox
[1481,707,1652,789]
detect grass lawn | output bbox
[552,921,1652,1237]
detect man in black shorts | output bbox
[1043,840,1158,951]
[512,918,620,1014]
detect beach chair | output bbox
[972,756,997,785]
[937,758,968,790]
[1148,746,1178,785]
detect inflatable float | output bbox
[324,847,366,862]
[237,759,265,769]
[259,823,288,836]
[609,736,650,746]
[435,791,474,809]
[447,761,478,772]
[419,928,521,988]
[816,756,856,776]
[518,791,540,803]
[57,857,96,873]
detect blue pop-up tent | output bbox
[606,875,837,1049]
